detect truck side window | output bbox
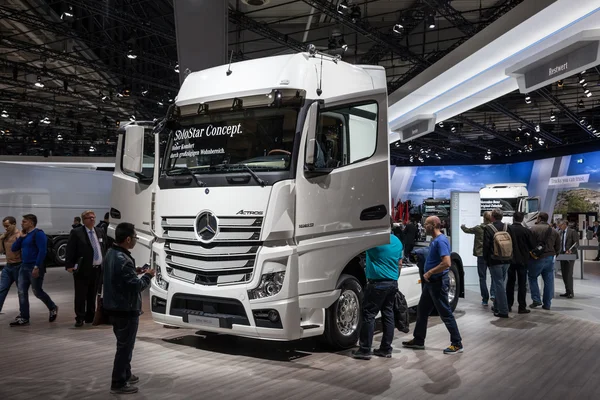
[316,101,378,169]
[121,130,156,181]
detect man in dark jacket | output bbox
[402,221,418,256]
[528,212,561,310]
[507,212,536,314]
[461,211,494,306]
[558,220,579,298]
[103,222,154,395]
[65,210,109,327]
[483,209,511,318]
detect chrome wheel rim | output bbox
[57,243,67,263]
[336,289,360,336]
[448,269,457,304]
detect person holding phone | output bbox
[65,210,108,327]
[103,222,155,395]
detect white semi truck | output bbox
[0,162,112,265]
[109,52,464,348]
[480,183,540,225]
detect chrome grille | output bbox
[162,215,263,286]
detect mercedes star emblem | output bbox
[195,211,218,242]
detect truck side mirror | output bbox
[304,102,319,168]
[122,125,144,175]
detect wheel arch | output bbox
[337,254,366,288]
[450,252,465,298]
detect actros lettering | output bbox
[236,209,263,216]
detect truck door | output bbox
[295,89,390,290]
[520,196,540,226]
[109,124,160,265]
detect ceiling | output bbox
[2,0,597,164]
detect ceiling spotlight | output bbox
[538,139,545,146]
[517,125,523,132]
[40,117,50,125]
[594,129,598,135]
[408,144,413,150]
[339,37,348,52]
[409,156,414,162]
[550,111,556,122]
[427,14,436,29]
[89,146,96,152]
[101,95,108,102]
[126,49,137,60]
[337,0,349,13]
[487,149,491,154]
[587,124,593,130]
[581,82,588,88]
[580,117,586,124]
[116,92,124,98]
[393,23,403,34]
[557,79,564,88]
[438,121,444,127]
[157,101,164,106]
[578,99,585,108]
[60,6,74,20]
[579,74,585,84]
[525,95,532,104]
[585,89,592,97]
[141,90,149,96]
[34,75,44,88]
[524,131,531,137]
[394,142,400,148]
[451,126,456,133]
[174,64,180,73]
[1,110,8,118]
[535,124,540,132]
[57,134,63,141]
[129,115,136,122]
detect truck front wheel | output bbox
[324,274,363,349]
[53,238,69,266]
[448,263,460,312]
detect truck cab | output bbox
[110,52,463,349]
[480,183,539,225]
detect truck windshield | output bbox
[163,107,298,174]
[480,198,519,216]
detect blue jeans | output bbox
[17,264,57,321]
[358,280,397,353]
[0,263,21,312]
[528,257,555,308]
[111,315,140,389]
[413,274,462,346]
[477,256,495,301]
[489,264,509,314]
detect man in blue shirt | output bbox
[353,220,403,360]
[403,216,463,354]
[10,214,58,326]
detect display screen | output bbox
[480,198,519,215]
[163,107,298,174]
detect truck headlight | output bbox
[153,252,169,291]
[248,272,285,300]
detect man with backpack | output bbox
[10,214,58,326]
[483,209,513,318]
[528,212,561,310]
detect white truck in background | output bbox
[480,183,540,225]
[0,162,112,265]
[109,52,465,349]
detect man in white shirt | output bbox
[65,210,108,327]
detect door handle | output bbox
[360,205,388,221]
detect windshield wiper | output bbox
[166,167,206,187]
[242,164,267,187]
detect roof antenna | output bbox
[316,54,323,96]
[226,50,234,76]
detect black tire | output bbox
[448,262,460,312]
[53,238,68,266]
[324,274,363,350]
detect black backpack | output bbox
[530,227,552,259]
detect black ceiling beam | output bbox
[487,101,562,144]
[455,115,523,149]
[422,0,478,36]
[302,0,429,67]
[228,8,306,53]
[536,87,596,139]
[434,127,503,156]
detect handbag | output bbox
[530,227,552,259]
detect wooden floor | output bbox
[1,269,599,400]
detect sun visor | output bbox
[506,29,600,93]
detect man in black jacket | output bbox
[558,220,579,298]
[65,210,108,327]
[403,220,418,256]
[103,222,154,395]
[507,212,536,314]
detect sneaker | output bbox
[482,300,488,306]
[443,344,463,355]
[494,312,509,318]
[529,302,542,309]
[110,384,139,394]
[352,350,372,360]
[373,348,392,358]
[49,306,58,322]
[542,306,551,310]
[9,317,30,327]
[567,294,574,299]
[127,375,140,384]
[518,308,531,314]
[74,320,84,328]
[402,339,425,349]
